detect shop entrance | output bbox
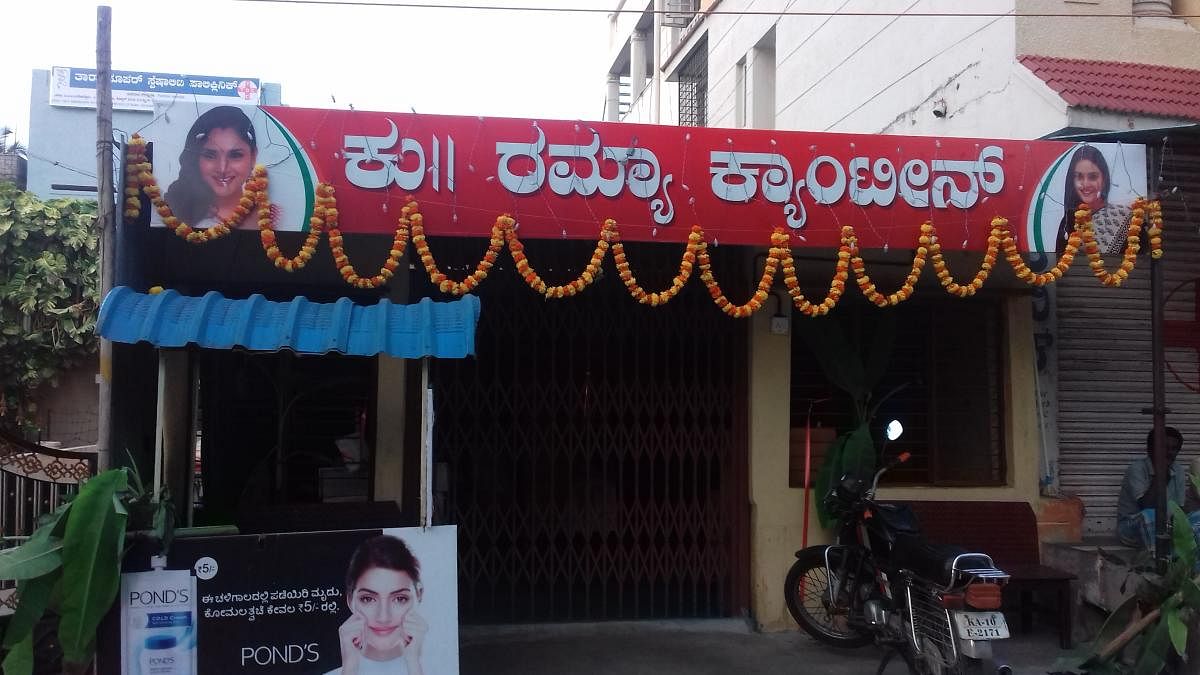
[427,239,750,623]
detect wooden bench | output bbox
[902,500,1077,649]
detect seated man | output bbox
[1117,426,1186,548]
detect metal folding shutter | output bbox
[1057,144,1200,535]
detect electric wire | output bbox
[235,0,1200,18]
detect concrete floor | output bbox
[460,619,1080,675]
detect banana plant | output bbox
[794,308,898,527]
[0,464,173,674]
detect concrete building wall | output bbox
[31,353,100,447]
[1016,0,1200,67]
[746,287,800,632]
[659,0,1071,138]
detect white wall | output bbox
[671,0,1073,138]
[1017,0,1200,68]
[625,0,1080,139]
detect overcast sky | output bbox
[1,0,614,142]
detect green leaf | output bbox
[1134,616,1171,675]
[1,631,34,675]
[3,569,60,649]
[813,423,875,528]
[57,469,129,665]
[0,529,63,581]
[1181,579,1200,608]
[841,423,876,478]
[0,185,98,422]
[813,432,850,528]
[1167,606,1188,657]
[1171,503,1196,569]
[1093,593,1140,651]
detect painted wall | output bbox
[30,352,100,447]
[656,0,1078,138]
[638,0,1199,138]
[1016,0,1200,68]
[746,267,806,632]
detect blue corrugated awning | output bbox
[97,287,480,359]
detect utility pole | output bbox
[96,5,114,471]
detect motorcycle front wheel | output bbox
[784,545,873,648]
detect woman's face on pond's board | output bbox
[1072,158,1105,210]
[350,567,419,653]
[198,127,254,201]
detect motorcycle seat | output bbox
[891,534,994,588]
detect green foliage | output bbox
[795,309,898,525]
[0,467,173,674]
[813,423,874,528]
[0,182,98,426]
[58,470,128,664]
[0,525,63,580]
[1077,502,1200,673]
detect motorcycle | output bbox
[785,444,1013,675]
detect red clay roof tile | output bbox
[1019,55,1200,122]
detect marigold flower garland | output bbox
[413,210,506,295]
[260,185,327,272]
[123,134,266,244]
[1001,208,1085,287]
[123,135,148,221]
[327,190,411,289]
[777,230,851,317]
[610,224,703,306]
[121,144,1167,306]
[1147,200,1164,259]
[928,220,1001,298]
[697,229,788,318]
[846,224,929,306]
[503,219,611,299]
[1079,198,1142,287]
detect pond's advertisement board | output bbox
[109,527,458,675]
[130,103,1147,252]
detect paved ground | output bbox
[460,619,1081,675]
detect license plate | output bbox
[953,611,1010,640]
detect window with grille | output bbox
[678,38,708,127]
[790,296,1007,486]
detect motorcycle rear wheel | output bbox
[784,545,873,648]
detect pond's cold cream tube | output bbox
[120,556,197,675]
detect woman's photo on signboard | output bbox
[1055,144,1134,256]
[328,534,428,675]
[163,105,273,231]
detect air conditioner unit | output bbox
[663,0,697,28]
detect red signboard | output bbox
[138,105,1147,252]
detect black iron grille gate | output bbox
[425,239,747,624]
